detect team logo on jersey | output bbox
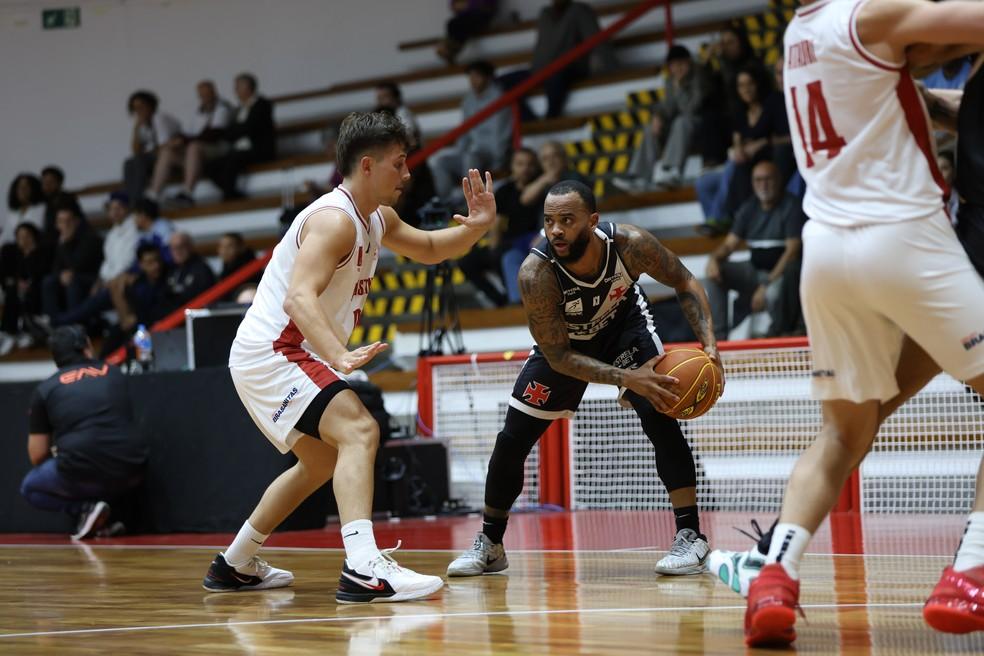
[272,387,299,423]
[565,298,583,314]
[522,381,551,407]
[962,331,984,351]
[608,285,627,301]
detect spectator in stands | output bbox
[437,0,499,65]
[107,244,168,344]
[700,24,770,166]
[133,199,175,263]
[695,64,786,235]
[3,174,45,252]
[921,55,974,90]
[122,90,182,205]
[161,232,215,315]
[40,166,80,244]
[459,146,542,306]
[217,232,256,281]
[704,161,805,339]
[21,325,146,540]
[0,223,52,354]
[500,0,617,120]
[521,140,590,203]
[429,60,513,202]
[207,73,276,201]
[375,82,422,147]
[148,80,234,206]
[614,45,714,192]
[939,149,959,220]
[41,202,103,321]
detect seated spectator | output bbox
[122,90,182,204]
[501,0,617,119]
[393,148,437,229]
[133,199,175,263]
[699,23,771,165]
[429,60,513,203]
[41,202,103,321]
[217,232,257,280]
[695,64,786,235]
[521,140,590,203]
[161,232,216,315]
[206,73,276,201]
[614,45,713,192]
[437,0,499,65]
[148,80,234,206]
[51,192,139,329]
[20,325,146,539]
[0,223,52,354]
[40,166,81,244]
[921,55,974,90]
[459,147,542,306]
[105,244,168,353]
[375,82,421,147]
[704,161,805,339]
[3,174,46,293]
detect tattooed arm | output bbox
[615,224,720,362]
[518,255,680,411]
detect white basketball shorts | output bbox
[801,211,984,402]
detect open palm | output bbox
[453,169,496,230]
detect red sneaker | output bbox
[745,563,800,647]
[923,565,984,634]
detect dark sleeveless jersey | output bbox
[530,223,657,356]
[957,63,984,208]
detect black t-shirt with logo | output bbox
[29,359,147,480]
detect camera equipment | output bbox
[416,198,465,356]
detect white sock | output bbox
[342,519,382,570]
[765,523,812,580]
[224,521,268,568]
[953,511,984,572]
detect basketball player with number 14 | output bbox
[707,0,984,647]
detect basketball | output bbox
[654,348,722,420]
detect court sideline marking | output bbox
[0,602,924,640]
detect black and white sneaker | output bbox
[202,553,294,593]
[72,501,110,540]
[336,542,444,604]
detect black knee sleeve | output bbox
[484,407,551,511]
[626,390,698,493]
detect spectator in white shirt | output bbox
[148,80,234,206]
[122,90,181,204]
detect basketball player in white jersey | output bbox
[704,0,984,647]
[201,111,497,603]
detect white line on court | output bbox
[0,602,924,640]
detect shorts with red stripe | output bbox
[230,347,350,454]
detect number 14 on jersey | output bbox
[789,80,847,168]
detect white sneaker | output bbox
[336,542,444,604]
[203,553,294,592]
[654,528,709,575]
[447,532,508,577]
[707,546,767,597]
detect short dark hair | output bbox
[547,179,597,213]
[7,173,44,210]
[15,222,42,244]
[465,60,495,79]
[376,81,402,103]
[134,198,160,218]
[41,166,65,184]
[53,197,82,218]
[128,90,159,114]
[335,111,411,177]
[221,231,246,246]
[236,73,258,93]
[49,325,89,368]
[666,44,692,63]
[137,243,162,260]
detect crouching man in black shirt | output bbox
[21,325,147,539]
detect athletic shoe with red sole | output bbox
[923,565,984,634]
[745,563,801,647]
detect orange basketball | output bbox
[654,348,722,420]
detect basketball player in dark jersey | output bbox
[447,180,722,577]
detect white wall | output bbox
[0,0,458,192]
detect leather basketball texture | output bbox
[654,348,722,420]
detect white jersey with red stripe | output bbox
[783,0,947,227]
[229,185,384,368]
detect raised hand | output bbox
[332,341,389,375]
[453,169,496,231]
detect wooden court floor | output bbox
[1,511,983,655]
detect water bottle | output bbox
[133,324,154,372]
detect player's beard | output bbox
[553,226,592,263]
